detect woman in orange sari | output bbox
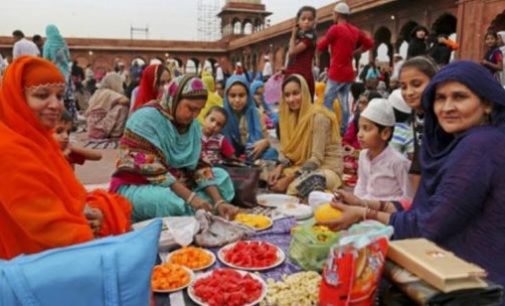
[0,56,131,259]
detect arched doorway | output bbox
[396,21,419,51]
[75,56,89,68]
[130,57,146,67]
[431,13,458,62]
[186,58,200,74]
[489,10,505,32]
[203,58,217,75]
[243,19,254,35]
[169,57,183,68]
[254,18,262,32]
[251,53,258,75]
[233,18,242,35]
[399,41,409,59]
[373,26,393,65]
[149,57,164,65]
[319,50,330,72]
[431,13,457,36]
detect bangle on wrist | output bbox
[362,200,369,221]
[364,206,379,220]
[187,192,196,205]
[213,199,225,213]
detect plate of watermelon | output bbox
[188,268,266,306]
[218,240,285,271]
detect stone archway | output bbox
[373,26,393,65]
[489,9,505,32]
[254,18,262,32]
[170,57,183,68]
[431,13,457,35]
[149,57,164,65]
[186,57,200,74]
[396,21,419,51]
[319,50,330,71]
[130,57,146,67]
[203,58,217,75]
[243,19,254,35]
[233,18,242,35]
[74,56,89,68]
[251,52,258,76]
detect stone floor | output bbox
[73,132,117,187]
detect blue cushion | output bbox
[0,219,162,306]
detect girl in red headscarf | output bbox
[0,56,131,259]
[132,64,171,111]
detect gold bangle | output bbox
[214,199,226,213]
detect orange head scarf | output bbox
[0,56,130,259]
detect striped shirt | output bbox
[201,134,235,165]
[390,122,414,156]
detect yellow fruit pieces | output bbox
[314,203,343,223]
[261,271,322,306]
[312,225,333,241]
[234,213,272,230]
[169,246,213,270]
[151,263,191,291]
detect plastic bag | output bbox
[132,217,199,251]
[319,220,394,306]
[264,74,283,105]
[319,220,393,306]
[289,220,340,272]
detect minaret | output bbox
[218,0,272,38]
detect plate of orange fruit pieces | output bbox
[167,246,216,271]
[151,262,194,293]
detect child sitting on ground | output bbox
[201,106,236,165]
[53,111,102,169]
[355,98,412,201]
[250,80,277,129]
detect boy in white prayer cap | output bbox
[355,98,412,201]
[388,89,414,158]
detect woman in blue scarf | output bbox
[111,75,237,222]
[43,24,77,119]
[222,75,278,161]
[320,61,505,289]
[43,25,71,80]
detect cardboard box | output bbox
[387,238,487,292]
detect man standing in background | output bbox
[317,2,373,133]
[12,30,40,58]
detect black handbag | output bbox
[217,162,261,208]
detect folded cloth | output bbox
[383,260,504,306]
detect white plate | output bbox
[188,269,267,306]
[233,214,274,232]
[217,241,285,271]
[166,248,216,271]
[256,194,299,208]
[277,203,313,220]
[152,265,194,293]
